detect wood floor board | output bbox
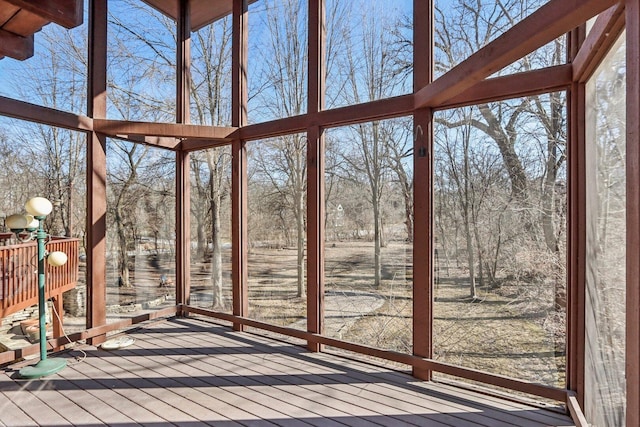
[0,317,575,427]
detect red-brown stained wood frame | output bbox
[86,0,107,346]
[231,0,248,331]
[93,119,236,141]
[0,306,178,366]
[415,0,618,109]
[0,28,33,60]
[306,0,325,353]
[412,0,433,381]
[306,126,324,352]
[573,3,626,83]
[568,81,587,407]
[566,25,587,408]
[627,1,639,425]
[0,96,93,131]
[440,65,572,110]
[0,0,636,417]
[5,0,83,29]
[175,0,191,314]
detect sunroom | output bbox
[0,0,636,425]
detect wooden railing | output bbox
[0,237,80,319]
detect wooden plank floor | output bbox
[0,317,575,427]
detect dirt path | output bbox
[289,290,386,336]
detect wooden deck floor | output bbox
[0,317,575,427]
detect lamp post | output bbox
[6,197,68,379]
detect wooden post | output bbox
[567,80,586,406]
[412,0,434,380]
[231,0,248,331]
[626,1,640,425]
[306,0,325,352]
[86,0,107,346]
[176,0,191,314]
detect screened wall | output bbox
[0,0,638,425]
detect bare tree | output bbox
[332,2,410,287]
[250,0,308,297]
[3,24,88,238]
[190,17,233,308]
[106,2,176,287]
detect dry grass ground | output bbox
[103,240,565,393]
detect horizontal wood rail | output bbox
[0,306,178,366]
[0,237,80,319]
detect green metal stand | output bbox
[18,217,66,379]
[18,358,67,379]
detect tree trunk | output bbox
[296,186,305,297]
[210,174,224,308]
[473,219,484,288]
[116,207,131,287]
[373,198,382,288]
[464,210,477,299]
[477,104,528,201]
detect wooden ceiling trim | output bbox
[140,0,178,22]
[93,119,238,141]
[1,9,48,36]
[414,0,619,109]
[573,3,626,83]
[0,28,33,60]
[111,134,180,150]
[0,2,20,26]
[437,64,573,110]
[4,0,83,29]
[0,95,92,131]
[141,0,255,32]
[179,138,233,152]
[183,94,412,151]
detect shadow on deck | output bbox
[0,317,575,427]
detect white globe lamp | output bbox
[25,197,53,217]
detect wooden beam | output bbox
[111,134,179,150]
[306,0,325,353]
[441,65,572,109]
[182,94,413,148]
[86,0,107,346]
[573,3,626,82]
[0,95,92,131]
[176,0,191,314]
[180,138,232,151]
[415,0,618,108]
[239,114,308,141]
[4,0,83,29]
[627,2,640,426]
[315,94,414,128]
[567,81,586,406]
[93,119,237,140]
[231,0,248,332]
[0,28,33,60]
[412,0,434,382]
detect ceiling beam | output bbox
[179,138,232,152]
[93,119,238,141]
[0,28,32,60]
[4,0,83,29]
[415,0,619,109]
[0,95,92,131]
[439,64,573,109]
[110,134,180,150]
[573,3,626,82]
